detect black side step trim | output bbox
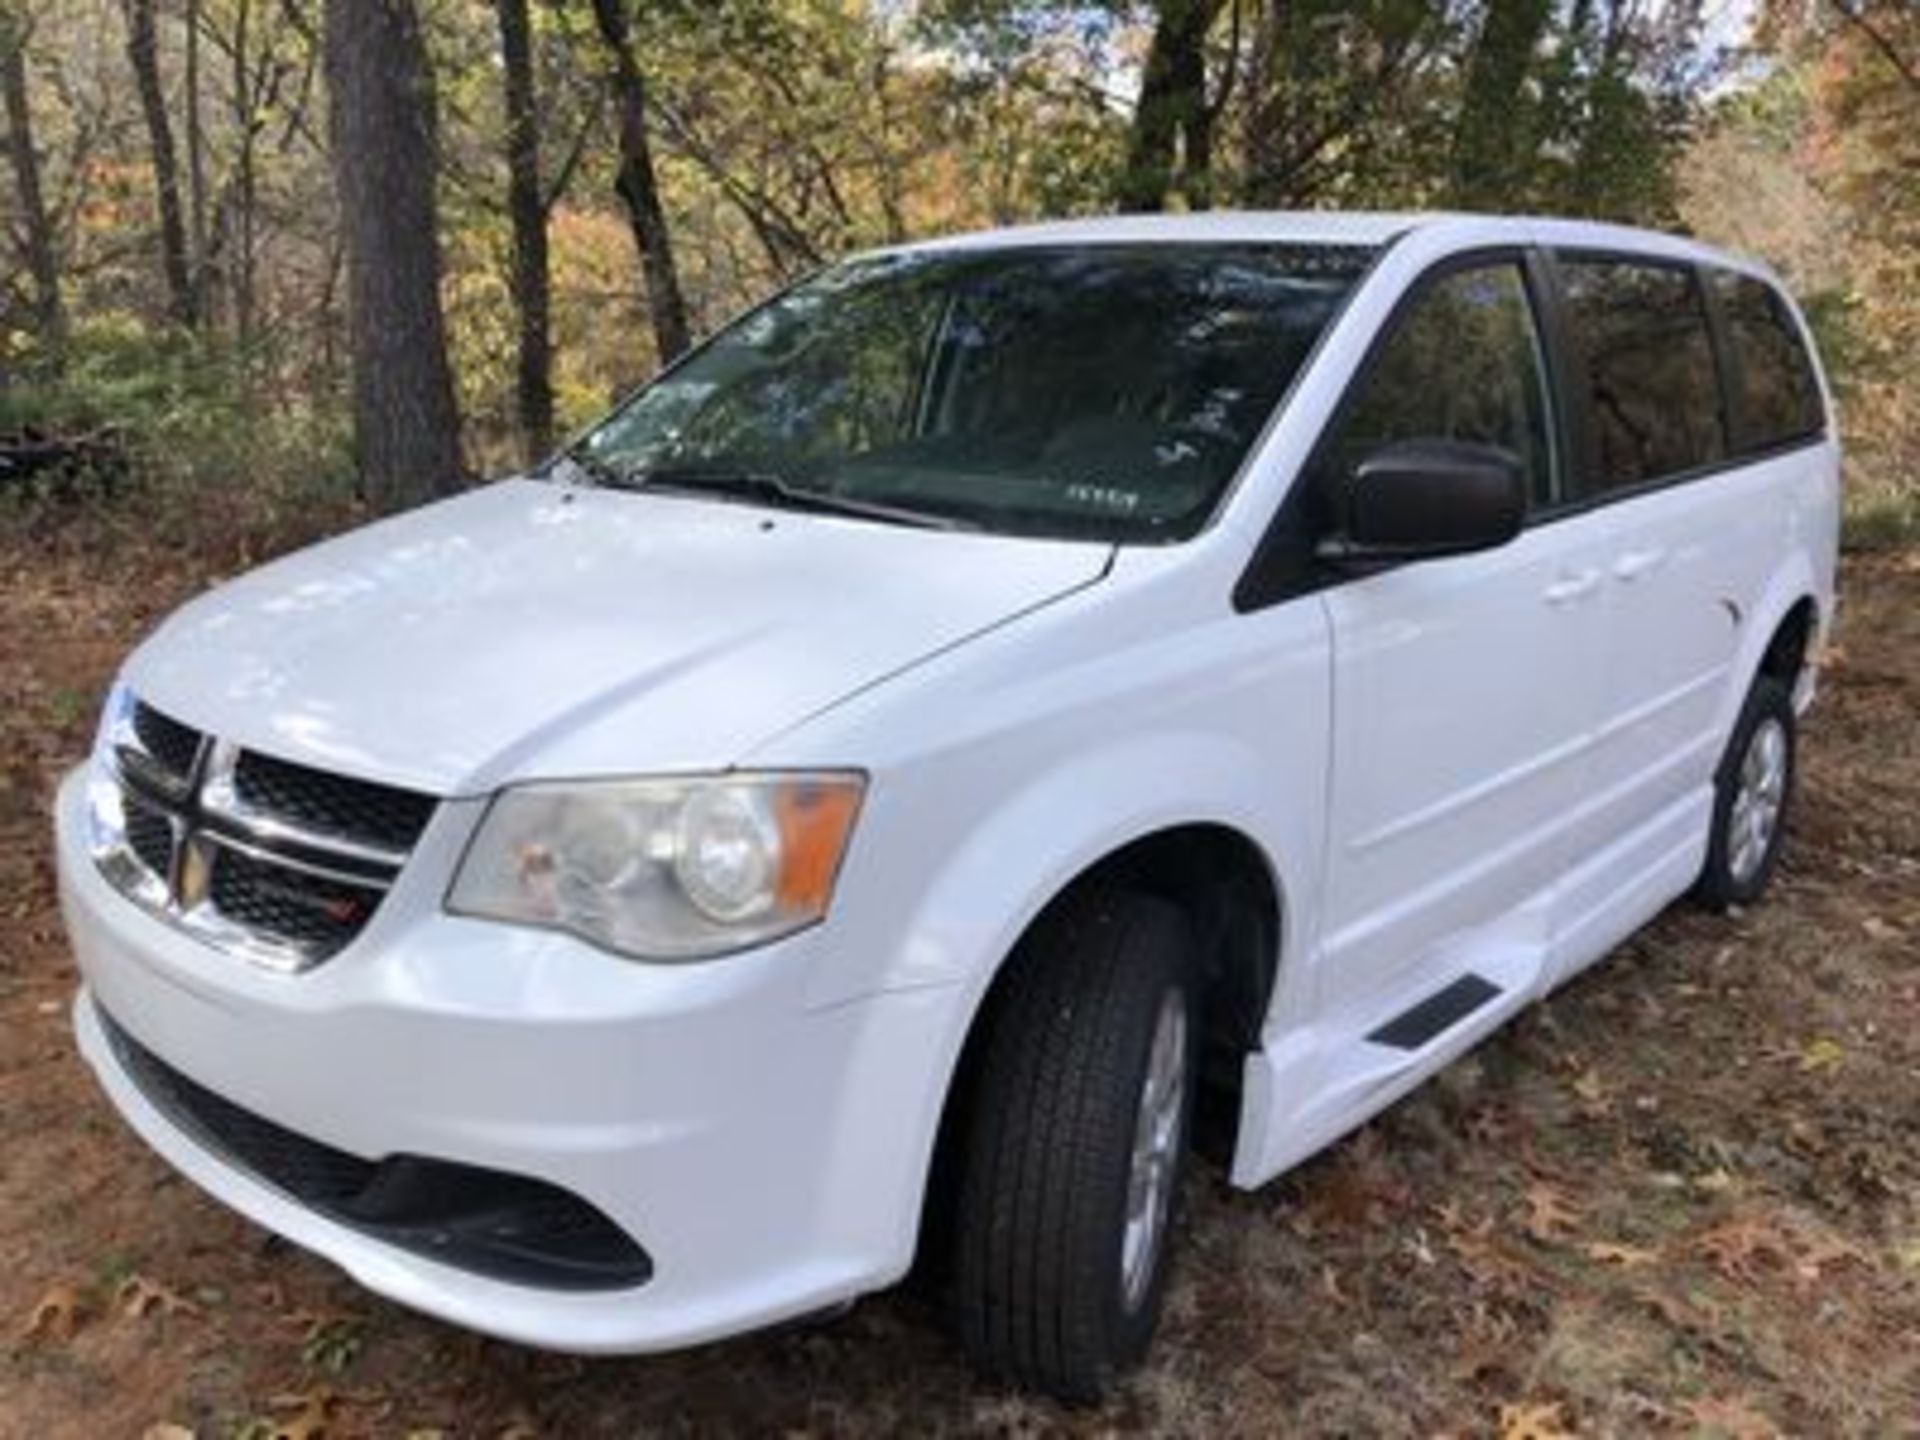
[1366,973,1503,1051]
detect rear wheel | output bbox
[1695,674,1796,910]
[948,887,1199,1403]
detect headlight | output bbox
[446,772,865,960]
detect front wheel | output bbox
[947,888,1199,1403]
[1694,674,1797,910]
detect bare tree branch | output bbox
[541,102,600,216]
[1828,0,1920,95]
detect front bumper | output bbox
[56,768,960,1353]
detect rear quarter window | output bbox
[1712,270,1825,452]
[1557,257,1725,492]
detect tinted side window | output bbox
[1713,271,1824,451]
[1317,262,1556,509]
[1559,259,1724,490]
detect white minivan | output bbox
[58,212,1838,1400]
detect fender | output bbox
[1714,551,1820,744]
[883,730,1302,997]
[801,729,1311,1276]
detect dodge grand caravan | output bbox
[58,212,1838,1400]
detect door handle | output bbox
[1613,547,1668,581]
[1543,567,1603,606]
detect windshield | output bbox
[566,242,1376,543]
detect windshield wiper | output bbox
[636,466,975,532]
[554,447,628,489]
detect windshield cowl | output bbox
[559,458,978,533]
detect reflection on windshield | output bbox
[571,243,1375,543]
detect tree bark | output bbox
[1,7,64,344]
[123,0,198,327]
[496,0,554,461]
[186,0,209,314]
[1117,0,1223,213]
[228,0,257,348]
[323,0,465,506]
[588,0,691,366]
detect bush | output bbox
[0,316,359,560]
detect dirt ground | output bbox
[1,514,1916,1438]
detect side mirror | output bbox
[1321,438,1527,564]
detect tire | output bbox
[948,887,1199,1403]
[1694,674,1797,910]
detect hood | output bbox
[125,479,1110,794]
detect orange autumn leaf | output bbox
[1498,1399,1578,1440]
[1522,1181,1582,1244]
[19,1282,87,1343]
[117,1273,202,1320]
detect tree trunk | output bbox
[1243,0,1301,205]
[1117,0,1222,212]
[588,0,691,367]
[495,0,554,461]
[229,0,257,348]
[186,0,209,317]
[123,0,198,327]
[1449,0,1553,207]
[323,0,465,506]
[0,7,64,344]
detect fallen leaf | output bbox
[1498,1399,1577,1439]
[1406,1227,1437,1266]
[1570,1068,1612,1116]
[263,1386,386,1440]
[1694,1216,1799,1285]
[1318,1264,1346,1303]
[1684,1395,1779,1438]
[1450,1304,1520,1382]
[1447,1216,1538,1295]
[1799,1037,1846,1073]
[140,1426,196,1440]
[1693,1167,1738,1195]
[1522,1181,1582,1244]
[1582,1240,1661,1268]
[118,1274,202,1320]
[1861,916,1902,941]
[19,1283,87,1343]
[267,1389,336,1440]
[1791,1234,1865,1287]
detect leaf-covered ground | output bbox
[2,514,1916,1438]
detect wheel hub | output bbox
[1728,715,1788,886]
[1121,988,1187,1312]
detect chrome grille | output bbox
[88,690,437,971]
